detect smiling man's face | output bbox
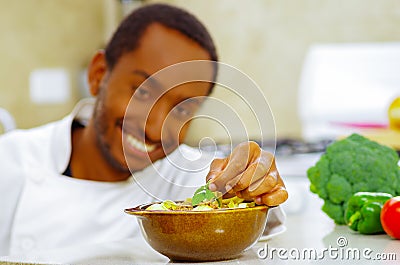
[91,23,214,173]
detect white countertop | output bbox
[1,154,399,265]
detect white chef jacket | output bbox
[0,99,212,255]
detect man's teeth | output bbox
[126,135,156,152]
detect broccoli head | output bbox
[307,133,400,224]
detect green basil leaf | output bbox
[192,183,217,206]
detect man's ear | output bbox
[87,50,107,96]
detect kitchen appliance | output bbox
[298,42,400,142]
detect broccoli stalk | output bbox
[307,133,400,224]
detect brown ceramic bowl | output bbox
[124,202,269,262]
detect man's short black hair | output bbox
[105,3,218,89]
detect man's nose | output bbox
[144,102,169,142]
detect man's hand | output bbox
[206,141,288,206]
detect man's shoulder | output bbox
[0,98,90,147]
[0,116,72,154]
[1,118,62,140]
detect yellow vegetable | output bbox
[389,97,400,131]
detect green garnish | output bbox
[191,182,218,206]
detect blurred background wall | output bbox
[0,0,399,143]
[0,0,103,128]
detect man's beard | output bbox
[93,88,131,175]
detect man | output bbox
[0,4,287,255]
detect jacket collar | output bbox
[53,98,95,174]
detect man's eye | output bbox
[173,105,192,118]
[134,87,150,99]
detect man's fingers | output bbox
[209,142,260,192]
[206,143,288,207]
[247,170,279,197]
[248,153,280,196]
[255,186,288,206]
[228,151,276,194]
[206,158,226,183]
[226,161,266,193]
[237,173,288,205]
[235,189,253,201]
[209,155,247,192]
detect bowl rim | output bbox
[124,201,270,216]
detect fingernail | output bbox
[225,184,232,192]
[209,183,217,191]
[255,197,262,205]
